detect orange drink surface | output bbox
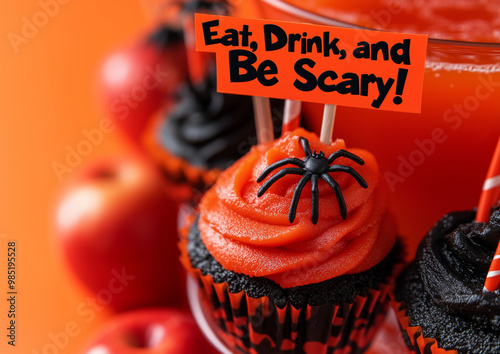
[243,0,500,252]
[275,0,500,42]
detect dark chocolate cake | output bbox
[188,215,400,309]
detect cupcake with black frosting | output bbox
[146,68,283,196]
[151,69,257,189]
[394,205,500,353]
[161,77,256,171]
[143,0,284,196]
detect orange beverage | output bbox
[245,0,500,252]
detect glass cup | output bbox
[241,0,500,252]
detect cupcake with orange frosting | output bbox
[180,128,401,353]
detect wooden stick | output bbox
[252,96,274,144]
[320,104,336,145]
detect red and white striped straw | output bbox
[253,96,274,144]
[476,137,500,223]
[484,242,500,292]
[282,99,301,134]
[478,137,500,292]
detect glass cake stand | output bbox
[187,275,409,354]
[187,275,233,354]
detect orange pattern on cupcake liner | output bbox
[179,221,399,354]
[143,114,221,190]
[391,301,458,354]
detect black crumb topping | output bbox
[188,215,399,309]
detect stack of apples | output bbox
[54,8,218,353]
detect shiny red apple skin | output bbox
[81,308,219,354]
[97,26,187,145]
[55,155,185,312]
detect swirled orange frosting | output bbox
[199,128,397,288]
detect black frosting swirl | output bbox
[159,72,258,170]
[147,25,183,49]
[396,206,500,352]
[418,207,500,322]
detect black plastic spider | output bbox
[257,137,368,224]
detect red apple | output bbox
[97,25,187,146]
[81,308,219,354]
[55,155,185,312]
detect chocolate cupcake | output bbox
[180,128,401,353]
[146,68,257,187]
[145,68,285,196]
[394,206,500,353]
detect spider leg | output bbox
[328,165,368,188]
[256,158,305,182]
[258,168,305,197]
[299,137,312,157]
[321,173,347,219]
[327,149,365,165]
[311,174,319,224]
[289,174,311,223]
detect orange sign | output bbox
[195,14,428,113]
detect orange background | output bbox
[0,1,154,353]
[0,1,455,352]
